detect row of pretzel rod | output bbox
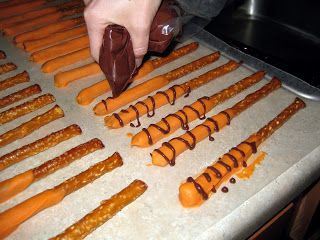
[0,1,306,236]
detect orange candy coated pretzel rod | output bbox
[0,138,104,203]
[0,7,57,29]
[0,124,82,171]
[0,93,55,124]
[0,62,17,75]
[0,0,28,8]
[30,35,89,64]
[0,0,46,19]
[93,51,221,116]
[50,179,147,240]
[55,42,198,88]
[0,71,29,91]
[0,84,41,109]
[42,47,91,73]
[76,42,199,105]
[0,50,6,59]
[54,62,101,88]
[3,5,84,36]
[0,0,82,29]
[0,105,64,148]
[179,98,306,208]
[24,25,87,52]
[14,16,84,43]
[152,77,281,167]
[77,80,109,105]
[0,152,123,239]
[131,70,266,148]
[105,60,240,129]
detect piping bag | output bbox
[99,0,181,97]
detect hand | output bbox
[84,0,162,66]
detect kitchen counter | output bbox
[1,31,320,239]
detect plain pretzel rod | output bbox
[3,5,84,36]
[24,25,87,52]
[0,71,29,91]
[179,97,306,208]
[50,180,147,240]
[0,105,64,148]
[55,42,199,88]
[0,152,123,239]
[14,16,84,43]
[0,93,55,124]
[41,47,91,73]
[152,78,281,167]
[0,84,41,109]
[0,0,81,29]
[0,50,6,59]
[93,51,221,116]
[105,60,240,129]
[0,138,104,203]
[0,62,17,75]
[131,71,265,148]
[30,35,89,64]
[0,124,82,171]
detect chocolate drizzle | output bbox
[129,105,141,127]
[217,158,231,172]
[157,142,176,166]
[142,128,153,145]
[202,172,211,182]
[231,147,245,157]
[155,130,197,166]
[136,101,151,117]
[150,118,171,134]
[172,131,196,150]
[207,117,219,132]
[207,166,222,178]
[197,96,210,120]
[184,97,208,120]
[224,153,238,168]
[200,124,214,141]
[177,110,189,130]
[101,99,108,111]
[113,113,124,127]
[157,90,172,105]
[242,141,257,153]
[242,161,248,167]
[187,177,208,200]
[221,186,229,193]
[168,113,188,130]
[156,85,185,106]
[143,118,171,146]
[184,86,191,98]
[154,148,172,165]
[146,96,155,117]
[229,177,236,184]
[112,84,189,128]
[220,111,231,125]
[153,142,177,166]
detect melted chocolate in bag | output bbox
[99,0,179,97]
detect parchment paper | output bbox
[1,34,320,240]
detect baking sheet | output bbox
[1,33,320,240]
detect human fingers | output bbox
[84,4,108,62]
